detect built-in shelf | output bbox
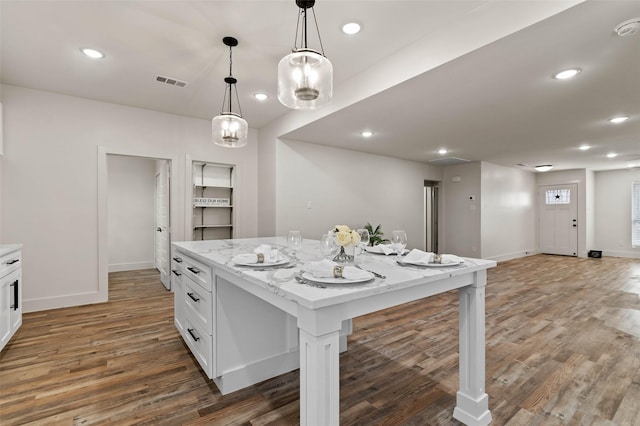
[192,162,235,241]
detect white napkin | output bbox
[232,244,279,264]
[305,259,372,280]
[403,249,435,265]
[374,244,396,255]
[403,249,464,265]
[439,254,464,264]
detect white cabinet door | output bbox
[538,184,578,256]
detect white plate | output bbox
[365,246,409,255]
[234,256,290,267]
[302,271,374,284]
[398,260,463,268]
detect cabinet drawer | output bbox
[184,276,213,334]
[181,254,212,292]
[1,252,22,278]
[183,313,214,379]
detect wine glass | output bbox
[287,231,303,259]
[390,230,407,258]
[356,228,370,255]
[320,233,339,259]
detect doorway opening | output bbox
[424,181,439,253]
[106,154,172,291]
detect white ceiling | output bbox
[2,1,639,172]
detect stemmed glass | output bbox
[356,228,370,256]
[390,230,407,258]
[320,233,339,259]
[287,231,303,260]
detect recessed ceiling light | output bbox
[609,116,629,124]
[342,22,361,35]
[615,18,640,37]
[579,145,590,151]
[253,93,268,101]
[81,48,104,59]
[553,68,581,80]
[606,153,618,158]
[361,130,373,138]
[437,148,448,155]
[534,165,554,172]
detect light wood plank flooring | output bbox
[1,255,640,425]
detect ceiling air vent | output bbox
[428,157,471,166]
[156,75,188,87]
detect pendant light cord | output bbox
[292,5,326,56]
[219,43,243,117]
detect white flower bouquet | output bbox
[331,225,361,247]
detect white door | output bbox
[155,161,170,289]
[538,184,578,256]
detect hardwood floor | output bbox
[1,255,639,425]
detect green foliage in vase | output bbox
[364,223,389,246]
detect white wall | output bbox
[594,168,640,258]
[107,155,156,272]
[536,169,588,257]
[0,84,259,312]
[275,140,442,250]
[480,162,536,261]
[441,162,482,257]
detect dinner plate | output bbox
[397,260,463,268]
[234,256,290,267]
[301,271,374,284]
[365,246,409,255]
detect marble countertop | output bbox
[173,237,496,310]
[0,244,23,258]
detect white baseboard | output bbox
[24,291,107,313]
[487,249,538,263]
[600,249,640,259]
[108,261,155,272]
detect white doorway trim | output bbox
[97,146,180,301]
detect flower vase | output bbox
[333,245,354,264]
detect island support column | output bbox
[298,307,342,426]
[454,269,492,426]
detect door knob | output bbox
[157,227,162,232]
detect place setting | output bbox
[396,249,465,268]
[230,244,293,270]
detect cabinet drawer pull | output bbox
[172,269,182,276]
[187,292,200,302]
[10,280,18,311]
[187,266,200,274]
[187,328,200,342]
[172,257,183,263]
[6,259,19,265]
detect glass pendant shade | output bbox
[212,112,248,148]
[278,49,332,110]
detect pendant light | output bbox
[278,0,333,110]
[212,36,248,148]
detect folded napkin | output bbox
[374,244,396,255]
[403,249,436,265]
[305,259,372,280]
[403,249,464,265]
[232,244,280,264]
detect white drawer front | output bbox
[184,313,213,379]
[1,252,22,278]
[184,276,213,335]
[182,255,212,292]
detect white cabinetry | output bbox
[173,246,299,395]
[192,162,234,241]
[1,245,22,352]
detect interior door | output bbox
[155,161,171,290]
[538,184,578,256]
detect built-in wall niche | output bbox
[192,162,234,241]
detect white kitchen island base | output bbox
[172,238,495,425]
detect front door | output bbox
[538,184,578,256]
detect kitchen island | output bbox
[172,237,495,426]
